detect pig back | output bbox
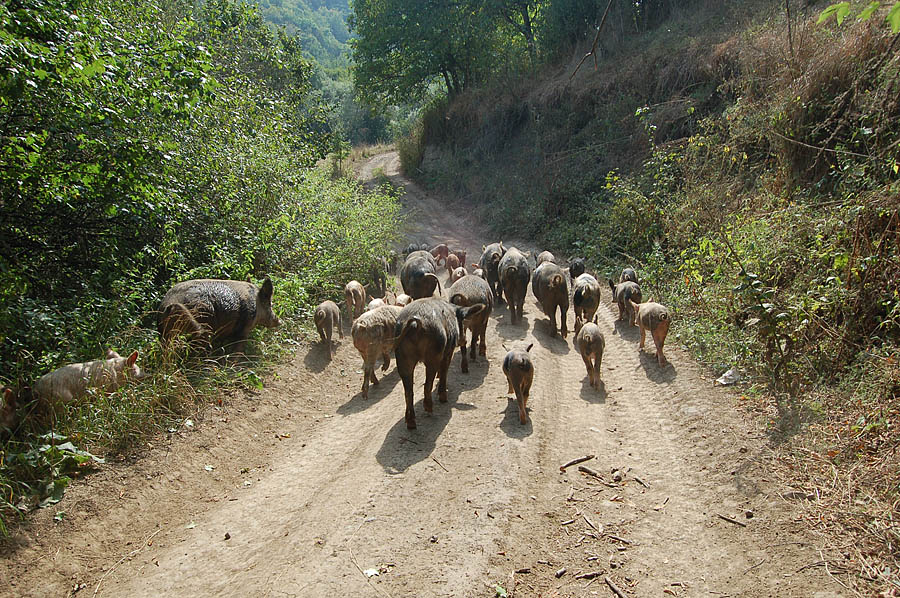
[448,276,494,327]
[159,279,264,342]
[399,251,440,299]
[532,262,568,307]
[498,248,530,290]
[393,298,459,363]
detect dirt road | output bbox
[3,152,845,597]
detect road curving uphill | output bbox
[4,151,843,598]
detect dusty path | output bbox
[2,152,846,597]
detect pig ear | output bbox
[259,277,274,303]
[126,351,138,367]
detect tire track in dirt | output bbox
[3,151,845,598]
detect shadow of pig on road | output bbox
[612,319,640,342]
[376,376,474,474]
[303,341,338,373]
[580,378,607,404]
[495,312,531,341]
[499,397,534,439]
[532,320,571,355]
[336,370,401,416]
[638,351,677,383]
[451,347,491,389]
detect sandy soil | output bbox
[0,152,847,598]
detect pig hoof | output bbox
[438,391,448,403]
[462,365,469,374]
[406,420,417,430]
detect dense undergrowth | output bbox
[402,1,900,591]
[0,0,402,532]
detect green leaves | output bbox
[818,1,900,32]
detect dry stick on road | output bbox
[716,513,748,528]
[560,454,595,471]
[577,465,619,488]
[431,456,449,472]
[605,576,628,598]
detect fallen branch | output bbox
[716,513,748,528]
[577,465,619,487]
[605,576,628,598]
[560,455,595,471]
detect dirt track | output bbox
[2,152,846,597]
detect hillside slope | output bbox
[404,2,900,593]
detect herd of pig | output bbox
[0,241,670,435]
[316,242,671,430]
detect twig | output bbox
[578,465,619,488]
[93,529,161,597]
[743,558,767,574]
[575,571,603,580]
[348,522,394,598]
[560,455,595,471]
[569,0,615,80]
[605,576,628,598]
[431,456,449,472]
[583,514,600,533]
[716,513,748,528]
[632,475,649,488]
[607,535,632,545]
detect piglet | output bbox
[630,300,671,366]
[503,343,534,425]
[33,350,145,406]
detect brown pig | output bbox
[351,305,402,399]
[430,243,450,267]
[499,247,530,324]
[575,321,605,388]
[630,300,671,366]
[532,262,569,337]
[314,300,343,357]
[445,253,460,273]
[400,250,441,299]
[345,280,367,320]
[573,273,602,336]
[609,280,642,326]
[393,298,486,429]
[536,251,555,266]
[502,343,534,425]
[448,275,494,373]
[450,266,467,285]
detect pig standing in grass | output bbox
[400,250,441,299]
[479,242,506,303]
[159,278,280,352]
[393,298,485,429]
[576,321,605,389]
[503,343,534,425]
[609,280,642,326]
[448,275,494,373]
[314,300,343,357]
[532,261,569,337]
[630,300,671,366]
[499,247,530,324]
[32,350,144,406]
[351,305,402,399]
[345,280,367,320]
[573,273,603,336]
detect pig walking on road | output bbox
[314,300,343,357]
[631,300,671,366]
[619,267,638,284]
[575,322,605,389]
[479,242,506,304]
[393,298,486,429]
[351,305,402,399]
[573,273,602,336]
[609,280,642,326]
[448,275,494,373]
[499,247,531,325]
[345,280,367,320]
[400,250,441,299]
[503,343,534,425]
[532,261,569,337]
[159,278,280,353]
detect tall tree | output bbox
[349,0,496,104]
